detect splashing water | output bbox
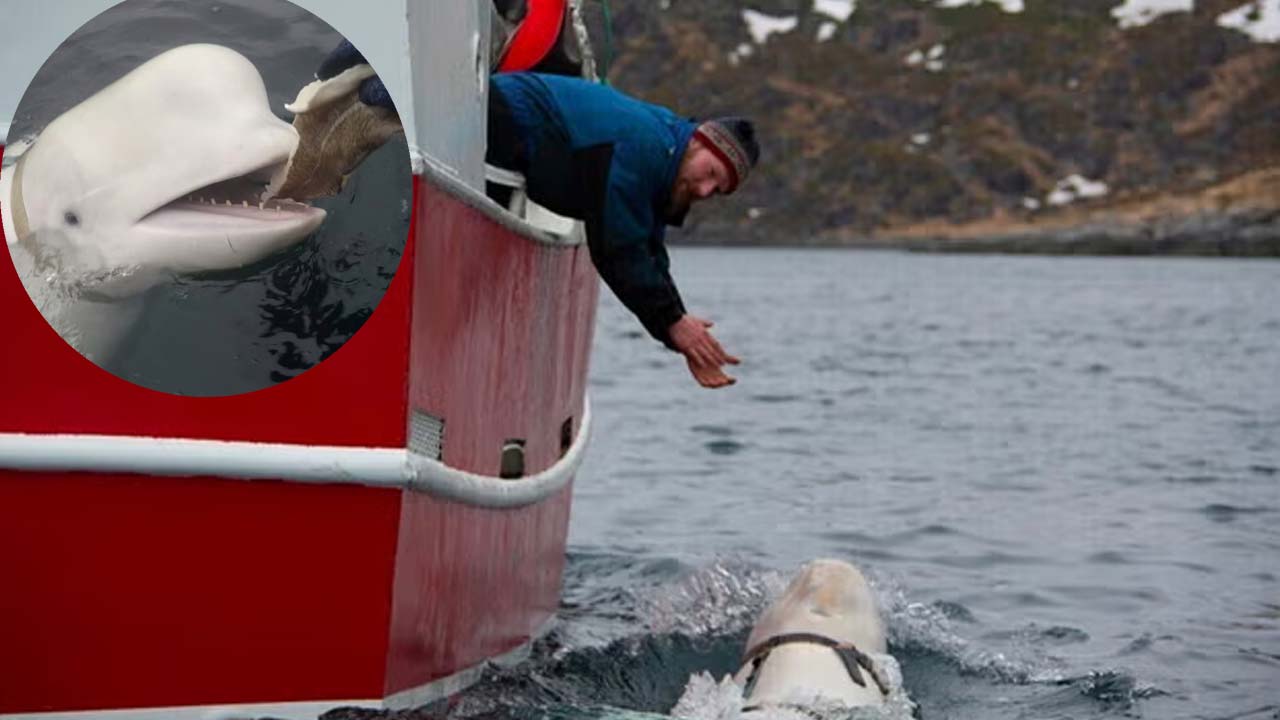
[641,558,789,638]
[670,652,918,720]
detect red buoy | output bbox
[497,0,567,73]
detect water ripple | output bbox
[1200,504,1274,523]
[704,440,746,456]
[574,249,1280,719]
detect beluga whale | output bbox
[1,43,326,363]
[671,559,913,719]
[734,559,895,715]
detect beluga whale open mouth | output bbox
[2,43,325,279]
[134,163,322,261]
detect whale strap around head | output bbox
[9,155,30,243]
[740,631,890,698]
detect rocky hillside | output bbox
[580,0,1280,252]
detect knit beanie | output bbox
[693,117,760,193]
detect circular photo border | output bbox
[0,0,412,397]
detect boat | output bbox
[0,1,599,717]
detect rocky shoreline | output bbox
[861,166,1280,256]
[862,208,1280,256]
[598,1,1280,255]
[676,167,1280,257]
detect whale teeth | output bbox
[258,202,265,210]
[242,201,249,208]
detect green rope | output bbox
[599,0,614,85]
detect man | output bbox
[299,43,759,388]
[487,73,760,389]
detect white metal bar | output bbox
[0,434,410,487]
[422,154,587,248]
[404,399,593,508]
[484,163,527,189]
[0,401,591,509]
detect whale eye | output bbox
[64,211,80,227]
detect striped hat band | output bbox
[694,121,751,193]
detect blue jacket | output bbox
[490,73,698,349]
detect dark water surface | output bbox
[420,249,1278,720]
[7,0,410,395]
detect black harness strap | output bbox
[740,631,890,698]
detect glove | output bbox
[271,40,403,200]
[316,39,395,111]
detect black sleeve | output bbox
[575,144,686,351]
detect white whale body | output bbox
[1,44,325,361]
[671,559,914,719]
[734,559,892,713]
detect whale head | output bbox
[727,559,893,714]
[746,558,887,656]
[2,43,324,285]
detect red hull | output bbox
[0,472,402,710]
[0,140,599,714]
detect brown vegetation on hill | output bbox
[582,0,1280,253]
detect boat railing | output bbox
[0,397,590,509]
[419,151,584,248]
[405,398,591,508]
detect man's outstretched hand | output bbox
[669,314,741,389]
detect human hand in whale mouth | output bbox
[270,40,404,201]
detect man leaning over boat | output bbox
[284,41,760,390]
[485,73,760,389]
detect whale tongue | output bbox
[268,66,403,202]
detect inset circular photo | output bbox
[0,0,411,396]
